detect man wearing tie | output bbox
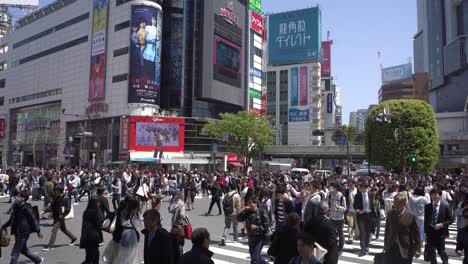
[424,188,453,264]
[353,183,376,257]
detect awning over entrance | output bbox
[228,161,243,167]
[129,151,210,164]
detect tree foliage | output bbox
[365,99,439,173]
[202,111,274,167]
[332,125,364,145]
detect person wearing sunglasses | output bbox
[456,208,468,264]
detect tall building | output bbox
[378,63,429,103]
[414,0,468,171]
[355,109,368,133]
[0,0,253,167]
[349,112,357,127]
[265,7,323,146]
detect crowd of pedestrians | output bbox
[0,166,465,264]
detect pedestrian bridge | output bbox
[263,145,367,159]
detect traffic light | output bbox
[410,153,417,163]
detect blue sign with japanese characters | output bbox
[268,7,321,65]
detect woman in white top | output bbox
[408,186,430,242]
[383,184,398,214]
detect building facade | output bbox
[414,0,468,171]
[0,0,252,167]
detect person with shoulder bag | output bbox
[1,190,44,264]
[42,185,77,251]
[169,191,187,261]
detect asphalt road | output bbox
[0,194,465,264]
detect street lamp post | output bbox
[373,106,406,175]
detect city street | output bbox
[0,194,463,264]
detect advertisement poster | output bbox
[268,7,321,65]
[89,0,109,100]
[129,5,163,105]
[289,66,309,122]
[321,41,331,77]
[381,63,412,84]
[0,118,5,139]
[167,14,184,107]
[129,116,185,152]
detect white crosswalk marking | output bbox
[209,220,464,264]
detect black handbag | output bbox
[374,251,386,264]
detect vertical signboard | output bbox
[289,66,309,122]
[89,0,109,101]
[129,5,163,105]
[251,11,263,35]
[268,7,321,65]
[327,93,333,113]
[321,41,331,77]
[249,0,261,13]
[120,116,129,152]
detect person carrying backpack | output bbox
[220,183,241,246]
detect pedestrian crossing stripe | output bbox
[210,221,464,264]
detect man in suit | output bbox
[304,201,338,264]
[384,192,421,263]
[424,188,453,264]
[353,183,377,257]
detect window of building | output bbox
[0,44,8,54]
[0,61,7,71]
[456,2,467,36]
[112,74,128,83]
[19,36,88,65]
[0,97,4,106]
[115,21,130,31]
[0,79,5,88]
[13,13,89,49]
[113,47,129,57]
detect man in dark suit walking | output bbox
[353,183,377,257]
[424,188,453,264]
[384,192,421,263]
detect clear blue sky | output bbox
[36,0,416,124]
[263,0,417,124]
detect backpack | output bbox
[223,192,236,215]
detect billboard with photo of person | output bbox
[89,0,109,101]
[128,5,163,105]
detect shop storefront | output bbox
[9,102,61,168]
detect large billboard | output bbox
[213,34,242,87]
[268,7,321,65]
[381,63,412,84]
[289,66,309,122]
[129,116,185,153]
[249,0,261,13]
[89,0,109,100]
[128,5,163,105]
[321,41,331,77]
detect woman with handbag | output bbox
[169,191,186,261]
[80,198,104,264]
[102,197,141,264]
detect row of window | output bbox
[8,88,62,105]
[14,13,89,49]
[0,61,6,71]
[19,36,88,65]
[0,44,8,55]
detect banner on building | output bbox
[0,118,5,139]
[321,41,331,77]
[327,93,333,113]
[289,66,309,122]
[268,7,321,65]
[381,63,412,84]
[120,116,130,152]
[89,0,109,100]
[128,5,163,105]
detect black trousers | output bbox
[331,219,345,251]
[425,237,448,264]
[82,247,99,264]
[386,243,412,264]
[208,198,221,215]
[357,213,372,253]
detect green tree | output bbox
[332,125,364,145]
[365,99,439,173]
[202,111,274,169]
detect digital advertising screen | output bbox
[214,35,242,73]
[129,116,185,152]
[89,0,109,101]
[128,5,163,105]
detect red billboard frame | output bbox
[129,116,185,152]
